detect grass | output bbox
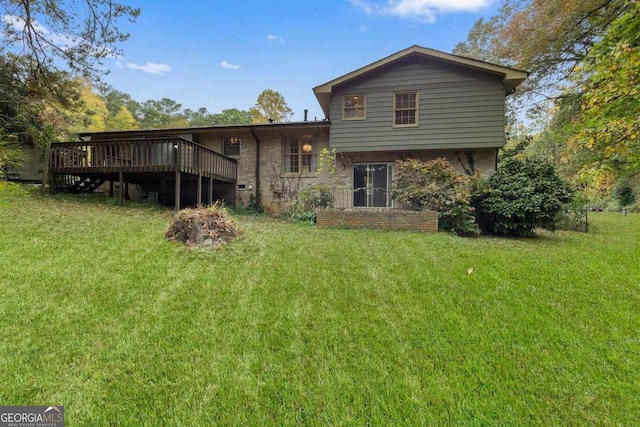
[1,183,639,425]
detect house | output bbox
[48,45,527,211]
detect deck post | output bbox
[197,172,202,207]
[175,139,181,211]
[161,178,167,206]
[208,176,213,206]
[41,142,52,195]
[50,173,57,195]
[109,180,114,198]
[118,170,124,207]
[175,171,181,211]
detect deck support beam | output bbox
[118,170,124,207]
[208,177,213,206]
[175,171,181,211]
[197,171,202,207]
[50,173,57,195]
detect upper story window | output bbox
[342,95,366,120]
[393,91,418,127]
[284,134,315,174]
[223,136,241,156]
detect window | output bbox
[393,91,418,127]
[342,95,366,120]
[284,135,315,174]
[223,136,241,156]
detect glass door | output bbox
[353,163,393,207]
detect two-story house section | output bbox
[313,45,528,208]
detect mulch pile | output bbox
[165,205,240,248]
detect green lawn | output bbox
[1,184,639,426]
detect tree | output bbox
[0,54,70,149]
[249,89,293,124]
[211,108,252,126]
[105,105,138,130]
[138,98,188,129]
[455,0,630,104]
[570,3,640,175]
[1,0,140,84]
[0,0,139,170]
[99,86,141,120]
[65,80,109,135]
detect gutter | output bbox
[250,127,261,204]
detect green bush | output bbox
[472,156,572,237]
[291,183,334,223]
[392,158,479,235]
[612,177,636,208]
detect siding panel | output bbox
[329,58,507,152]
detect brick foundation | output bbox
[317,209,438,232]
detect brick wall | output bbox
[317,209,438,232]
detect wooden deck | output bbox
[49,137,238,209]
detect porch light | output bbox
[302,143,313,153]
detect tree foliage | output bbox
[570,3,640,174]
[1,0,140,83]
[0,53,76,164]
[472,156,572,237]
[456,0,630,103]
[249,89,293,124]
[0,0,138,166]
[184,107,252,127]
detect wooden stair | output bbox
[59,176,105,194]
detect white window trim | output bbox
[283,135,316,175]
[342,94,367,121]
[392,91,419,128]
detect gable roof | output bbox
[312,45,529,118]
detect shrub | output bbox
[291,183,334,223]
[612,177,636,208]
[392,158,479,235]
[472,156,572,237]
[165,203,240,248]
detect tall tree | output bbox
[0,0,139,168]
[570,3,640,175]
[1,0,140,84]
[105,105,138,130]
[138,98,188,129]
[455,0,630,103]
[211,108,252,126]
[99,86,142,120]
[65,81,109,135]
[249,89,293,124]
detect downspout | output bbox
[250,127,261,209]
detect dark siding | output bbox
[329,58,507,152]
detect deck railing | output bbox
[49,137,237,183]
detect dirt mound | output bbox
[165,205,240,248]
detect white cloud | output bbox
[350,0,492,23]
[126,62,172,75]
[267,34,285,43]
[3,14,78,47]
[220,61,241,70]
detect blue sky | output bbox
[102,0,501,121]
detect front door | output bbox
[353,163,393,207]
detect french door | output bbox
[353,163,393,208]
